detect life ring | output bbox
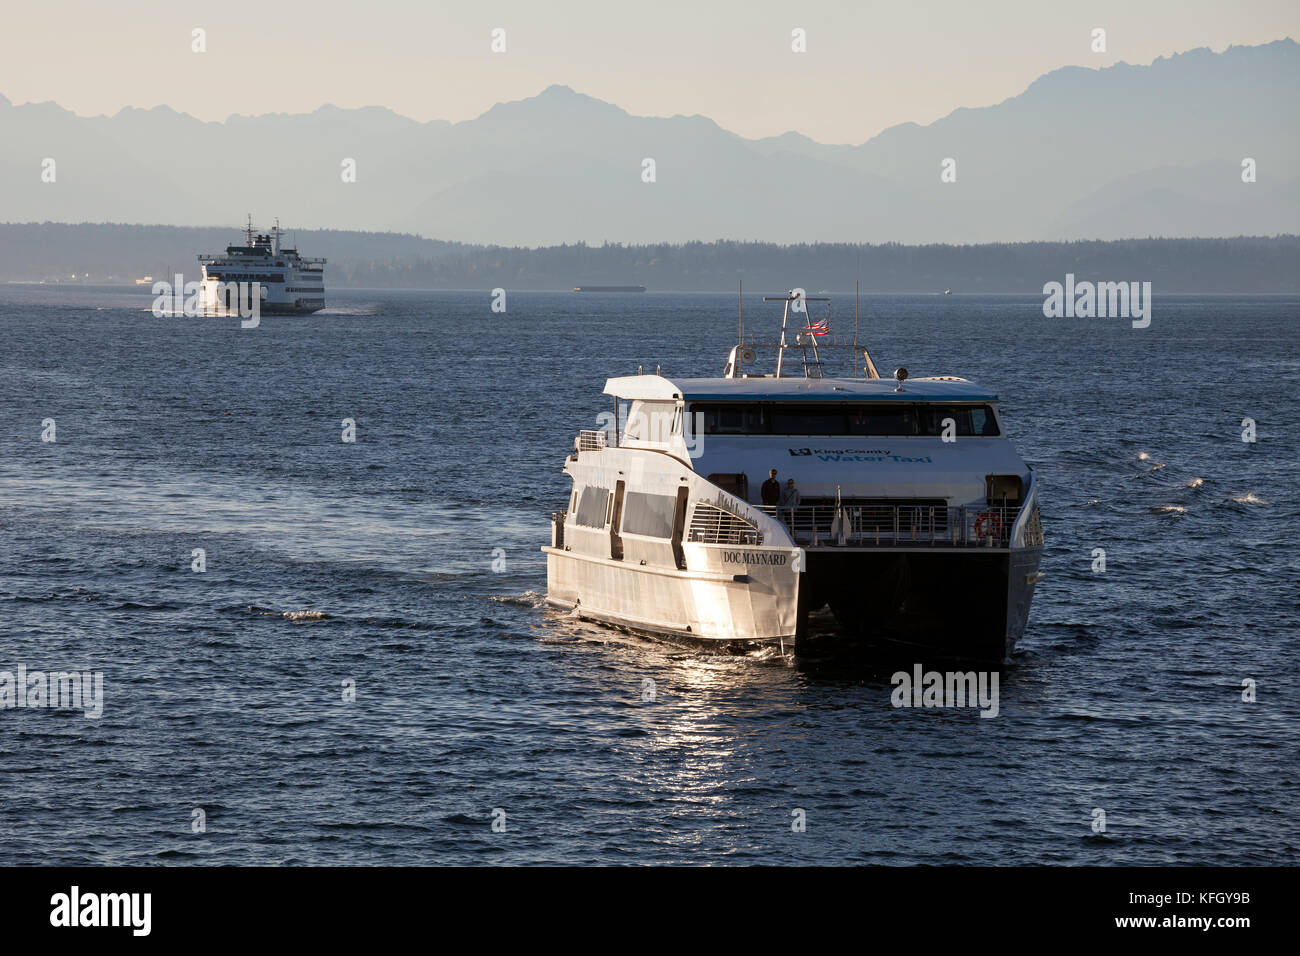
[974,512,1001,539]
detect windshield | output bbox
[694,403,1000,437]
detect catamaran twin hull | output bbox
[543,377,1043,662]
[546,544,1039,661]
[544,496,1041,662]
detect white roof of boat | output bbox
[603,375,998,403]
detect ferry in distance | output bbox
[574,285,646,293]
[197,217,326,314]
[543,292,1044,661]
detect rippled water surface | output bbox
[1,286,1297,864]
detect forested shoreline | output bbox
[2,223,1296,293]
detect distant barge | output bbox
[573,285,646,293]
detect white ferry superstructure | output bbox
[197,217,326,315]
[543,293,1044,661]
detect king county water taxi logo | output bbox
[789,447,930,463]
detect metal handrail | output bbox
[754,503,1022,548]
[575,430,607,452]
[687,502,763,545]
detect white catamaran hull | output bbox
[546,537,1040,660]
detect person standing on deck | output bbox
[761,469,780,506]
[779,478,801,525]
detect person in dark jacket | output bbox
[761,469,780,506]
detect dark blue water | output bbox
[1,285,1297,865]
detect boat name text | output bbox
[720,551,787,566]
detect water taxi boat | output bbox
[543,293,1043,661]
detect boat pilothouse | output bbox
[543,292,1044,661]
[198,216,326,315]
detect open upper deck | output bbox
[604,291,996,405]
[604,374,997,404]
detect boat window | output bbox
[916,405,1000,437]
[621,491,676,538]
[693,402,998,436]
[574,486,611,528]
[697,404,766,434]
[623,401,677,443]
[771,406,853,435]
[846,406,921,436]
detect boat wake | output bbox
[1230,492,1269,505]
[491,590,548,608]
[238,604,330,622]
[283,609,328,622]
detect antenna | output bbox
[738,278,743,345]
[245,213,253,246]
[777,293,791,378]
[855,279,860,378]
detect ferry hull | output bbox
[260,301,326,315]
[544,543,1039,662]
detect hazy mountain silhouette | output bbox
[1,39,1296,244]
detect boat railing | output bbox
[687,502,763,545]
[753,503,1023,548]
[575,430,608,453]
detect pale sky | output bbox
[1,0,1296,143]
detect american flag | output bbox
[802,318,829,336]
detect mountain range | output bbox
[1,39,1297,245]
